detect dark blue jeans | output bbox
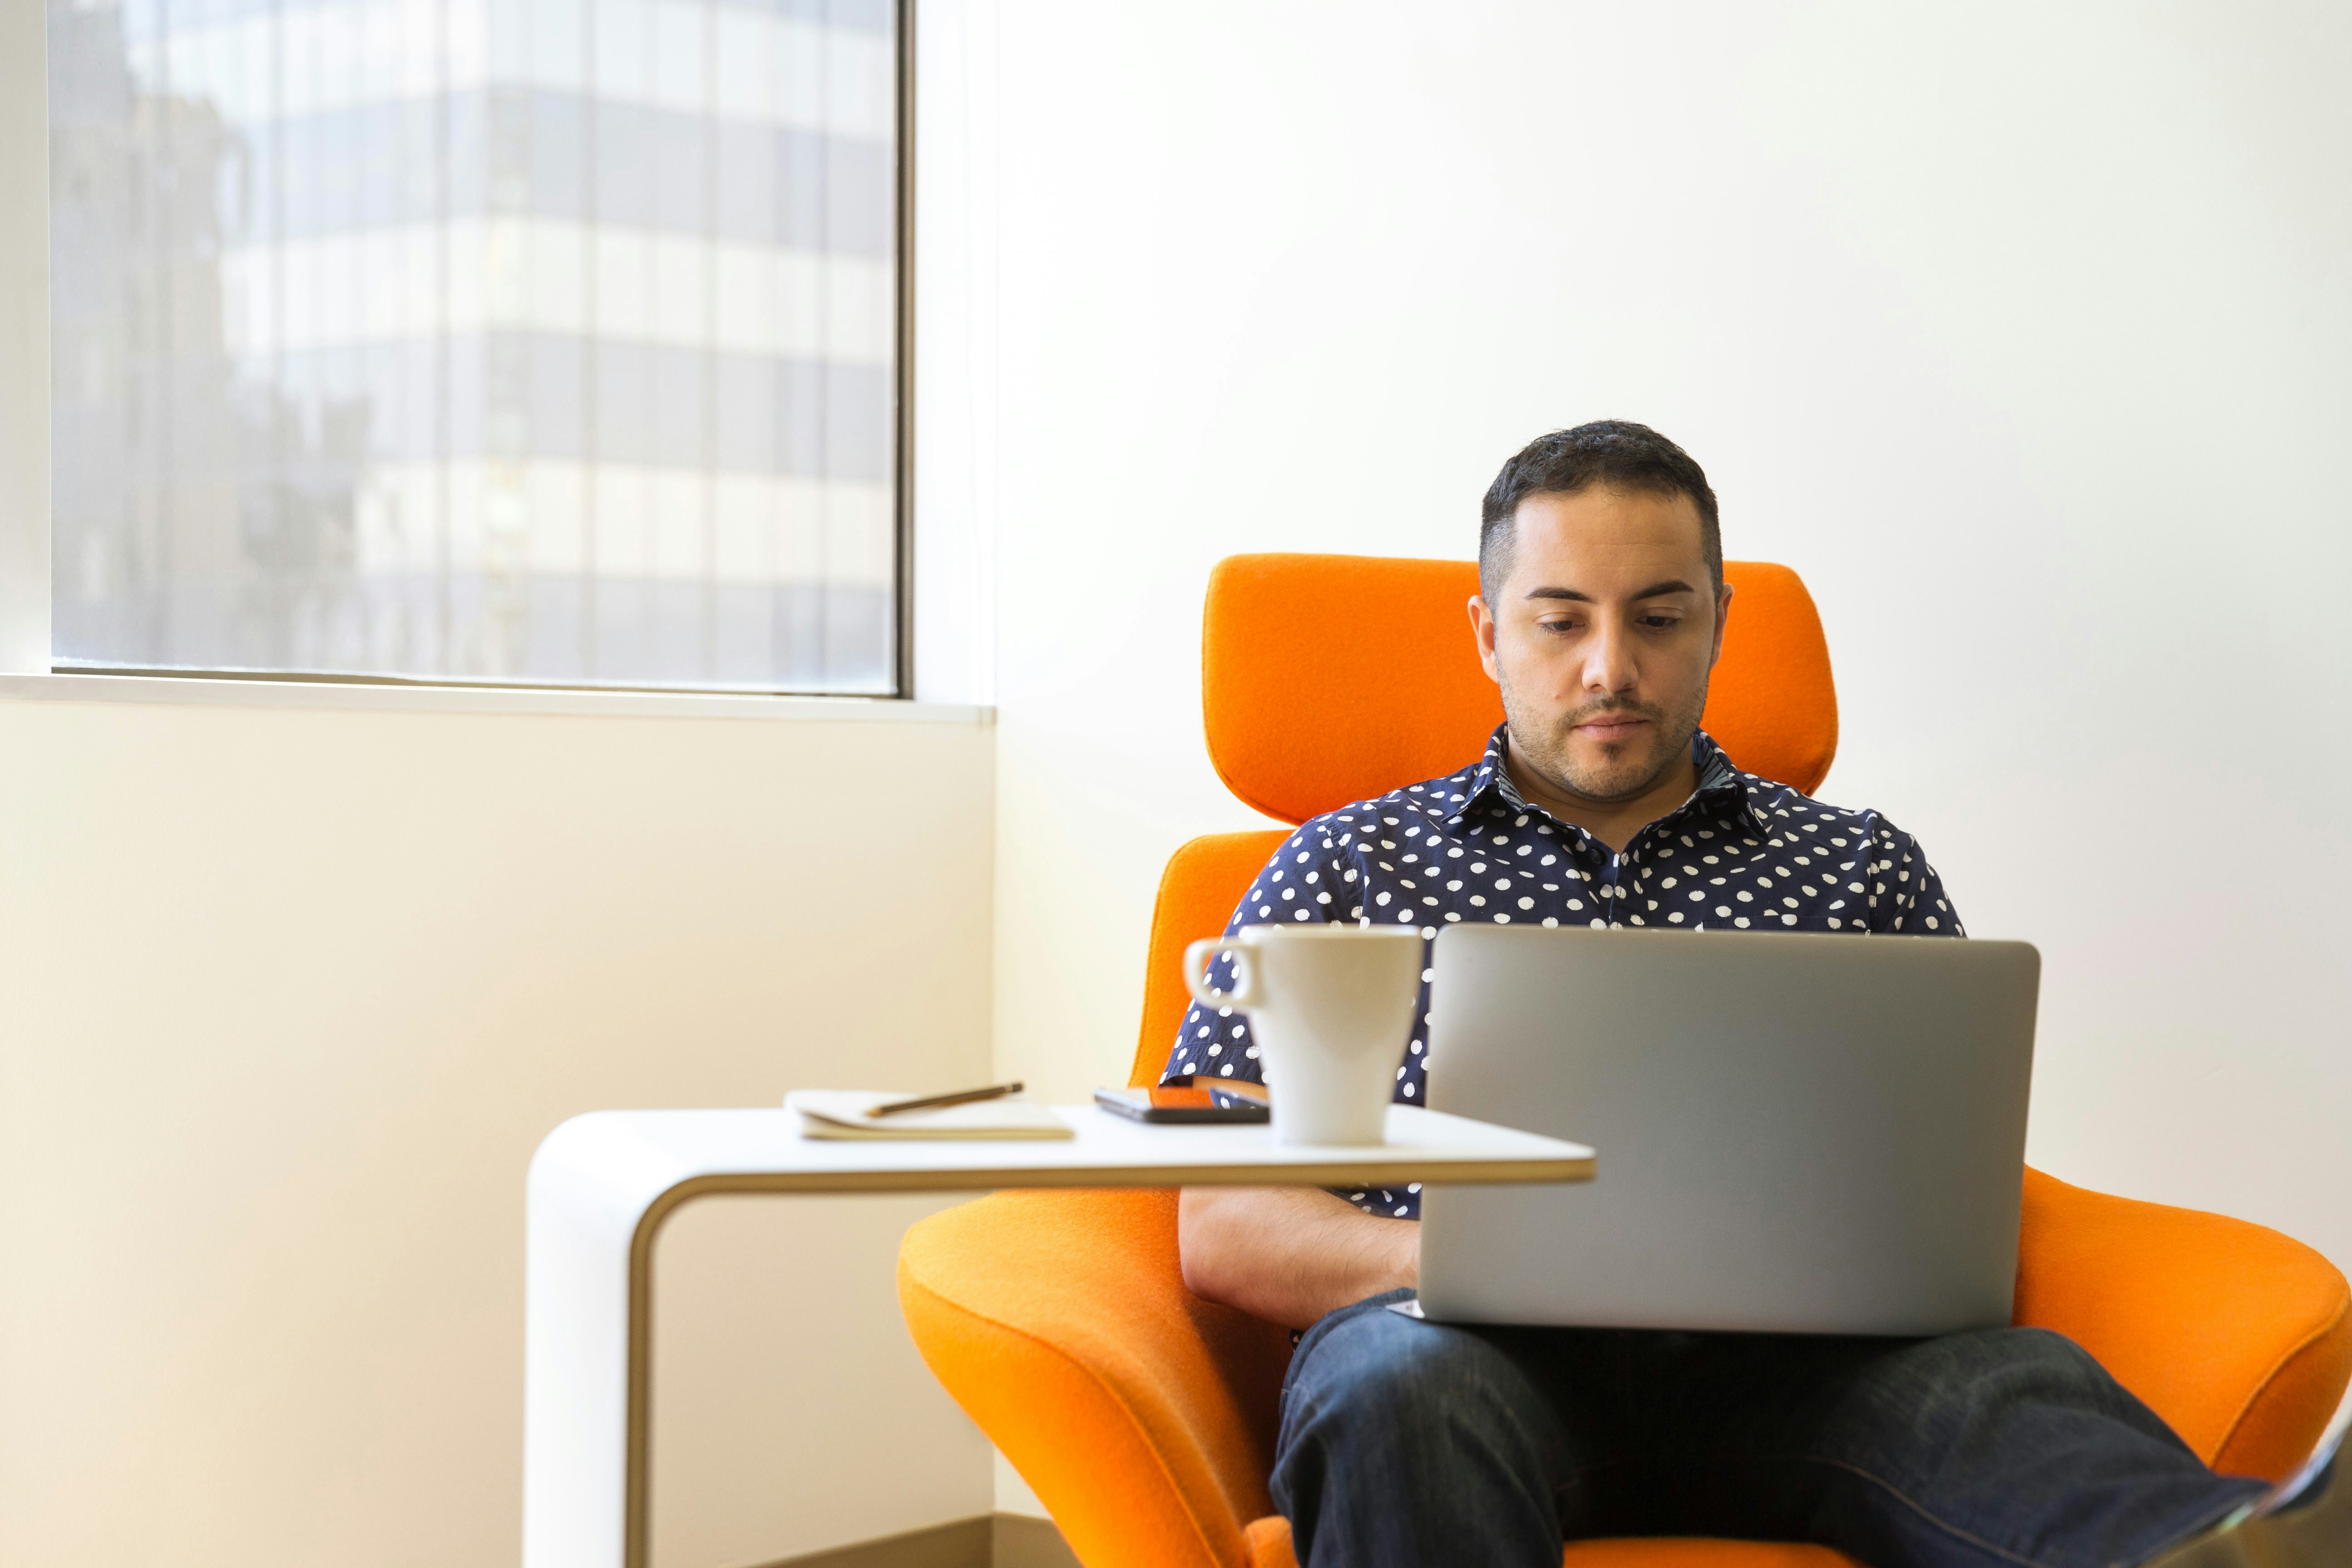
[1273,1290,2266,1568]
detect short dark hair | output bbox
[1478,421,1721,601]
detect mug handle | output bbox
[1184,937,1261,1009]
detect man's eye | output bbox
[1537,619,1581,635]
[1639,615,1681,629]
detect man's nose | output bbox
[1581,619,1637,695]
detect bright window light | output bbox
[45,0,904,693]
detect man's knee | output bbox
[1898,1326,2118,1402]
[1841,1325,2170,1447]
[1275,1306,1572,1567]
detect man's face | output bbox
[1470,486,1733,805]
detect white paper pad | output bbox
[785,1089,1074,1141]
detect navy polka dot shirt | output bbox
[1160,725,1964,1219]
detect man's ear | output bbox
[1706,580,1735,671]
[1469,594,1501,683]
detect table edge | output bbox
[637,1154,1596,1196]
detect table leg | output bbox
[523,1114,683,1568]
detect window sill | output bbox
[0,672,992,725]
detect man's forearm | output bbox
[1177,1186,1420,1330]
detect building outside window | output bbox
[46,0,903,693]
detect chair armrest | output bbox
[2014,1166,2351,1480]
[899,1189,1294,1568]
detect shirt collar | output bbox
[1443,725,1515,825]
[1447,724,1767,836]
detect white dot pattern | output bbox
[1161,725,1964,1219]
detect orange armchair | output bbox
[901,555,2352,1568]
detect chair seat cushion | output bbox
[1242,1514,1859,1568]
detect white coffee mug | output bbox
[1183,925,1425,1146]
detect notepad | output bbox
[787,1089,1073,1141]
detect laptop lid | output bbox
[1418,926,2038,1336]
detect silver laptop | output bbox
[1414,926,2039,1336]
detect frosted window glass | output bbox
[48,0,900,693]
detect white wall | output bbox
[0,695,996,1568]
[974,0,2352,1274]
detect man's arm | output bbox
[1178,1186,1419,1330]
[1166,819,1419,1328]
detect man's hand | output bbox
[1177,1186,1421,1330]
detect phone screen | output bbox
[1147,1081,1269,1110]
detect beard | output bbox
[1499,680,1710,807]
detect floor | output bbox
[764,1512,1082,1568]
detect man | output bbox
[1163,422,2346,1568]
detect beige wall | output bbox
[975,0,2352,1277]
[0,695,996,1568]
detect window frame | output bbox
[0,0,51,679]
[1,0,921,706]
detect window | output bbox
[45,0,907,695]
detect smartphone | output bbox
[1093,1078,1270,1124]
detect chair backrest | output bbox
[1130,555,1838,1087]
[1203,554,1837,825]
[1132,830,1291,1087]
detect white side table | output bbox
[523,1103,1595,1568]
